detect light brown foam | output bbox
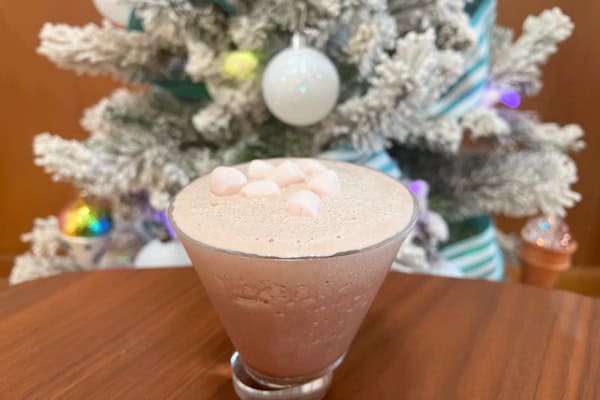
[172,159,414,258]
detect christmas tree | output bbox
[10,0,584,284]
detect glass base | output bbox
[230,352,342,400]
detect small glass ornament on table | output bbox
[519,215,577,288]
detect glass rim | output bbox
[168,160,420,261]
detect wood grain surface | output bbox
[1,268,599,399]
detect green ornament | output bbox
[222,50,260,81]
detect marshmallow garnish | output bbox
[209,159,340,217]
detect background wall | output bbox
[495,1,600,267]
[0,3,118,276]
[0,1,598,276]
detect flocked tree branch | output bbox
[394,146,580,218]
[500,110,585,152]
[10,217,79,284]
[389,0,476,50]
[491,7,574,96]
[461,108,510,139]
[33,131,216,210]
[37,21,163,82]
[447,150,580,217]
[319,29,463,152]
[16,0,583,280]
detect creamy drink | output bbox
[171,158,416,393]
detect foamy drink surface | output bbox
[172,159,414,258]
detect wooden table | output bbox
[505,266,600,298]
[1,269,599,399]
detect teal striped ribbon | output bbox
[440,216,505,280]
[433,0,505,280]
[324,0,497,166]
[309,1,505,281]
[429,0,496,118]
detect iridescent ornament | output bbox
[59,197,113,237]
[59,196,113,269]
[521,215,573,251]
[222,50,260,81]
[261,34,340,126]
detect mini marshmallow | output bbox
[269,160,305,187]
[296,159,327,176]
[209,166,247,196]
[247,160,275,180]
[241,180,281,197]
[307,169,340,197]
[287,190,321,217]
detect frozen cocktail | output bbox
[171,158,417,398]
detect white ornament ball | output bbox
[262,46,340,126]
[92,0,132,26]
[134,239,192,269]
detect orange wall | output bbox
[1,1,598,276]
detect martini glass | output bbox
[170,170,417,399]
